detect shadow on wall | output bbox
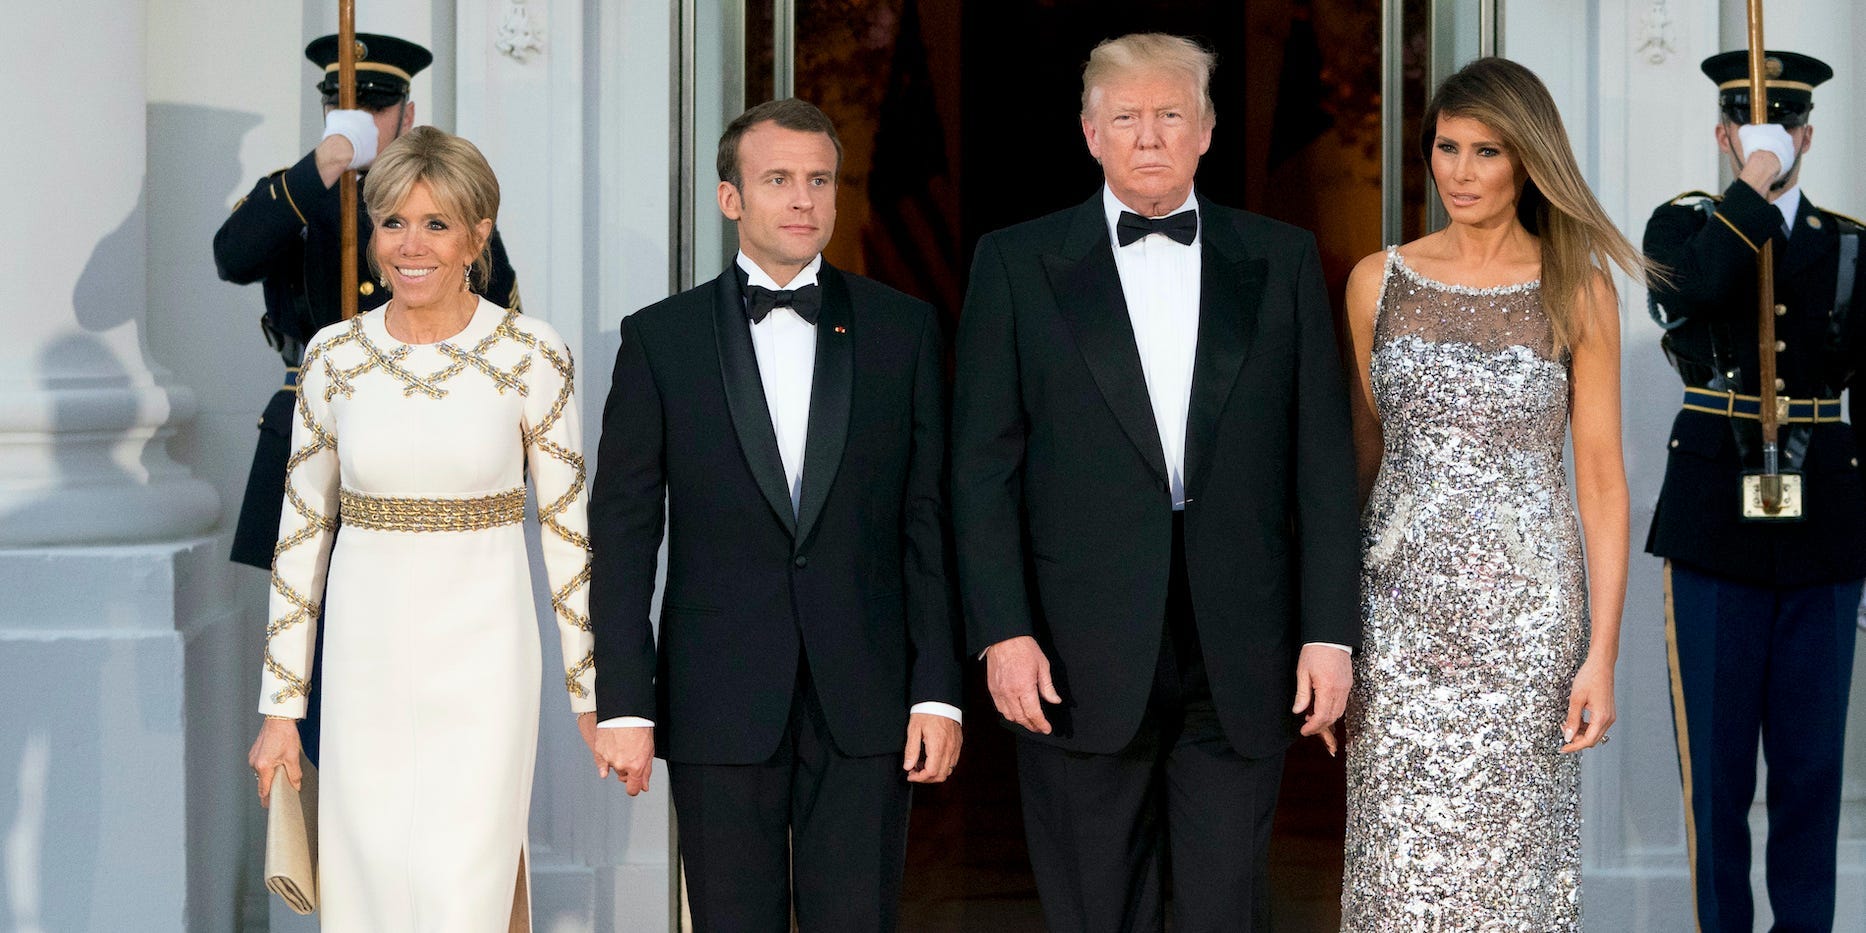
[145,102,283,931]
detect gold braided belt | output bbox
[338,486,527,533]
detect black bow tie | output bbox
[1116,210,1199,247]
[745,283,823,325]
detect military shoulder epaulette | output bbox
[1668,190,1723,206]
[1822,208,1865,231]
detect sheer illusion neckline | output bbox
[1391,248,1540,297]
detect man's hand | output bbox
[316,109,380,186]
[1292,644,1352,756]
[1735,123,1796,193]
[592,725,656,796]
[985,635,1062,735]
[903,713,963,783]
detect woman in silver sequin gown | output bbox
[1338,59,1651,931]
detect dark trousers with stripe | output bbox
[1664,561,1862,933]
[1016,513,1286,933]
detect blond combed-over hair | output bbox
[1081,33,1217,126]
[363,125,501,290]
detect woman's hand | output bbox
[1560,656,1616,754]
[248,718,304,808]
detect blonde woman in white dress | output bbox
[246,125,596,931]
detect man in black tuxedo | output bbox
[952,33,1360,932]
[585,98,964,932]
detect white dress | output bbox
[259,299,596,932]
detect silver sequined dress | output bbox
[1341,249,1587,931]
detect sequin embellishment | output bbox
[1342,249,1587,932]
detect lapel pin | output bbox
[1807,215,1822,229]
[834,325,847,334]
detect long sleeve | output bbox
[259,333,342,718]
[1290,234,1363,650]
[951,233,1036,657]
[214,150,325,285]
[902,305,965,708]
[1644,181,1783,322]
[523,323,597,713]
[587,315,667,721]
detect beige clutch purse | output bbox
[264,761,319,915]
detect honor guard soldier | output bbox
[1644,49,1865,933]
[213,33,520,758]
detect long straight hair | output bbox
[1422,57,1656,349]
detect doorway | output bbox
[674,1,1496,929]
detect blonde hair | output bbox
[1423,57,1658,349]
[1081,33,1217,126]
[363,125,501,290]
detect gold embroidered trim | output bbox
[322,308,537,400]
[524,339,593,643]
[564,651,594,699]
[339,486,528,533]
[1711,211,1760,253]
[266,339,339,704]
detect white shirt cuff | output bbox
[911,701,964,724]
[1306,642,1353,657]
[598,716,654,729]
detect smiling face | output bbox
[718,121,838,282]
[1081,69,1214,216]
[370,178,492,312]
[1430,115,1528,228]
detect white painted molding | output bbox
[495,0,545,63]
[1635,0,1677,65]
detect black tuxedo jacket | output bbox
[951,193,1361,758]
[588,263,963,765]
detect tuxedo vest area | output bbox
[589,264,962,765]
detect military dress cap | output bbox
[305,33,434,97]
[1701,49,1832,127]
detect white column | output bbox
[0,2,226,931]
[0,0,218,545]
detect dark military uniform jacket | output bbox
[213,147,521,568]
[1644,179,1866,586]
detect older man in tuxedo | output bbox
[586,98,964,932]
[952,33,1360,932]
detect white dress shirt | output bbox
[1773,185,1802,238]
[1099,187,1351,658]
[1103,185,1201,510]
[602,252,962,727]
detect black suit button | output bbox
[794,555,809,569]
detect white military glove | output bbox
[322,109,379,170]
[1736,123,1796,183]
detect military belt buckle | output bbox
[1740,470,1805,521]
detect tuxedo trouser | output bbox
[669,660,912,933]
[1665,560,1862,933]
[1017,513,1285,933]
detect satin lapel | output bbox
[794,266,853,550]
[1781,197,1834,278]
[1184,203,1268,501]
[711,270,797,535]
[1043,196,1169,484]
